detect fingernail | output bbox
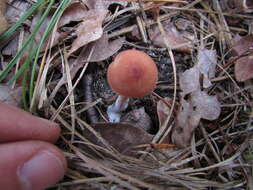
[17,150,65,190]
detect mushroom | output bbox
[107,49,158,122]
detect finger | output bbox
[0,103,60,143]
[0,140,67,190]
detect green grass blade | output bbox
[21,68,29,111]
[29,0,70,100]
[0,0,46,42]
[0,0,53,82]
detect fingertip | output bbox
[0,103,61,143]
[37,118,61,143]
[18,148,67,190]
[0,141,67,190]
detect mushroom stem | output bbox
[107,95,129,122]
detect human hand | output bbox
[0,103,67,190]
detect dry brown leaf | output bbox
[0,0,8,34]
[85,0,106,9]
[172,90,220,147]
[31,12,62,49]
[149,21,194,53]
[85,123,153,156]
[0,14,8,34]
[235,56,253,82]
[2,0,30,55]
[221,0,253,13]
[58,2,88,27]
[5,0,30,23]
[174,17,192,31]
[157,98,171,128]
[172,48,220,147]
[179,66,199,96]
[2,31,31,56]
[0,84,22,106]
[68,9,107,54]
[0,0,6,11]
[177,98,200,129]
[82,34,125,62]
[121,107,152,132]
[172,98,200,147]
[180,48,217,94]
[233,35,253,82]
[85,0,127,9]
[197,49,217,88]
[191,90,221,121]
[2,36,19,56]
[104,0,128,7]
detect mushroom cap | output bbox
[107,50,158,98]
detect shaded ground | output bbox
[0,0,253,189]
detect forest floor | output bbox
[0,0,253,189]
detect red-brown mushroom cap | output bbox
[107,50,158,98]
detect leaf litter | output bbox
[172,48,221,147]
[232,34,253,81]
[0,84,22,106]
[68,9,108,54]
[1,0,253,189]
[148,20,194,53]
[156,98,171,128]
[0,0,7,35]
[82,34,125,62]
[58,2,88,27]
[83,122,153,156]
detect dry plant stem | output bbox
[152,17,177,144]
[132,2,148,43]
[216,63,251,105]
[12,29,24,88]
[30,36,52,110]
[200,124,221,163]
[31,23,60,110]
[107,95,129,122]
[108,12,177,39]
[63,48,76,143]
[0,0,7,35]
[48,46,88,104]
[104,0,186,2]
[51,46,94,121]
[161,6,253,19]
[52,177,109,187]
[71,145,162,190]
[209,1,233,48]
[50,106,120,158]
[226,0,253,12]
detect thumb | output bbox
[0,141,67,190]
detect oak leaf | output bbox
[68,9,107,54]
